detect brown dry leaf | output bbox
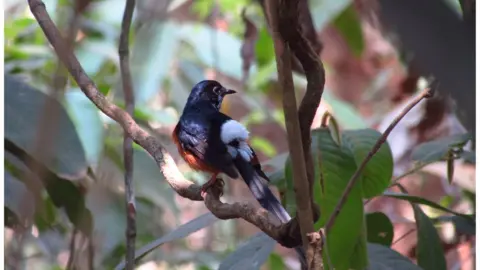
[240,8,258,84]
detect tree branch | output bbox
[277,0,326,195]
[119,0,136,269]
[27,0,307,252]
[267,0,316,266]
[203,180,306,248]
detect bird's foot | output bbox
[201,177,224,198]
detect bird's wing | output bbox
[211,112,270,182]
[177,115,238,178]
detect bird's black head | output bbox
[186,80,236,110]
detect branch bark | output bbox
[277,0,326,195]
[266,0,316,267]
[119,0,136,269]
[27,0,306,253]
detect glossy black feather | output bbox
[176,101,238,178]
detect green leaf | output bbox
[5,17,37,40]
[131,21,181,105]
[327,114,342,146]
[132,147,179,213]
[5,170,35,227]
[255,26,275,68]
[342,129,393,198]
[323,91,368,129]
[383,191,473,220]
[312,129,367,270]
[250,136,277,158]
[104,137,179,213]
[460,150,475,163]
[178,23,253,80]
[76,40,116,76]
[413,204,447,270]
[268,253,286,270]
[366,212,394,246]
[65,89,105,167]
[332,4,364,56]
[367,243,422,270]
[6,141,93,235]
[192,0,214,19]
[115,213,218,270]
[433,215,475,236]
[411,133,472,163]
[5,151,57,231]
[218,233,275,270]
[5,75,88,180]
[309,0,352,31]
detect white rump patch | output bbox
[221,120,253,161]
[220,120,249,143]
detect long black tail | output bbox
[233,157,306,267]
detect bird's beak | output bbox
[223,89,236,95]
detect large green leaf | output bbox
[432,215,475,236]
[5,151,57,231]
[115,213,218,270]
[178,23,256,80]
[6,140,93,235]
[5,170,35,227]
[65,89,105,167]
[255,26,275,68]
[103,136,179,214]
[322,91,368,129]
[332,4,364,56]
[131,21,181,105]
[383,191,473,219]
[413,204,447,270]
[342,129,393,198]
[76,40,117,76]
[366,212,394,246]
[5,75,88,180]
[309,0,352,31]
[411,133,472,163]
[268,253,286,270]
[367,243,422,270]
[218,233,275,270]
[312,129,367,270]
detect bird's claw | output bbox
[201,178,224,199]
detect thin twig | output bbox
[87,235,94,270]
[27,0,307,252]
[324,87,433,233]
[119,0,136,269]
[66,228,78,270]
[52,3,81,95]
[267,0,315,266]
[364,162,431,206]
[392,228,416,246]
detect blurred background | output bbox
[4,0,475,269]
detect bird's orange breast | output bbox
[172,124,219,174]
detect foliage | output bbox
[4,0,474,269]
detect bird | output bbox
[172,80,306,266]
[172,80,291,222]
